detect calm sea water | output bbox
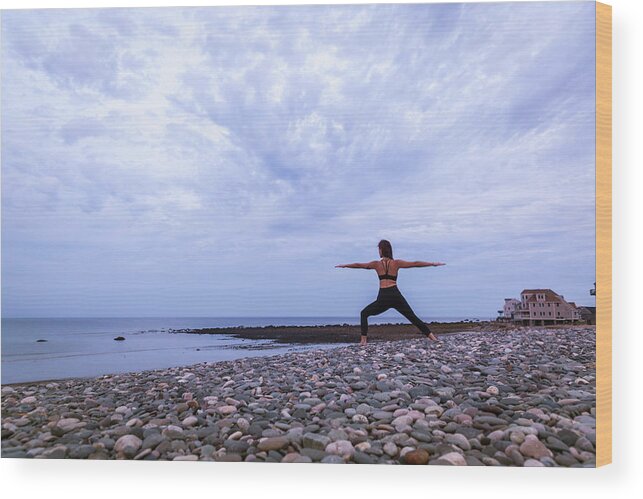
[1,316,481,383]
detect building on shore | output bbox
[577,306,596,325]
[501,298,521,321]
[505,289,582,326]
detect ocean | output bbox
[1,316,483,383]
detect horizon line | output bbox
[1,314,492,320]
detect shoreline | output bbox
[1,343,350,388]
[1,326,596,466]
[2,322,587,387]
[3,321,495,385]
[169,320,506,345]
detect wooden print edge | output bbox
[595,0,612,468]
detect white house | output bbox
[507,289,581,326]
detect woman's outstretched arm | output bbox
[335,261,378,269]
[396,260,446,268]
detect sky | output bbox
[1,1,596,318]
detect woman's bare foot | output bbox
[360,336,368,346]
[427,332,438,342]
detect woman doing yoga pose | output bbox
[335,240,445,346]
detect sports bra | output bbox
[378,258,398,281]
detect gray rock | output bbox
[300,448,328,462]
[519,435,553,459]
[555,453,579,466]
[224,439,250,454]
[114,435,142,457]
[353,450,378,464]
[435,452,467,466]
[445,433,471,451]
[557,429,579,447]
[475,416,507,426]
[546,436,569,452]
[303,432,331,450]
[142,433,165,450]
[68,445,95,459]
[41,445,68,459]
[409,385,432,399]
[325,440,355,458]
[257,436,290,452]
[575,436,594,452]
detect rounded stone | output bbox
[519,435,553,459]
[218,405,237,416]
[383,442,398,457]
[182,416,198,427]
[257,436,290,452]
[403,449,430,465]
[114,435,142,457]
[438,451,467,466]
[325,440,355,458]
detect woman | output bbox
[336,240,445,346]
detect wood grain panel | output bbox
[596,1,612,468]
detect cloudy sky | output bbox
[1,2,596,318]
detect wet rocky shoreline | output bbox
[1,327,596,466]
[169,320,492,344]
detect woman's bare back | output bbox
[375,258,399,288]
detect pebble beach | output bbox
[1,327,596,466]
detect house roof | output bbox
[521,289,576,305]
[577,306,596,317]
[523,289,559,300]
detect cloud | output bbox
[1,2,596,317]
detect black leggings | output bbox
[360,286,431,337]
